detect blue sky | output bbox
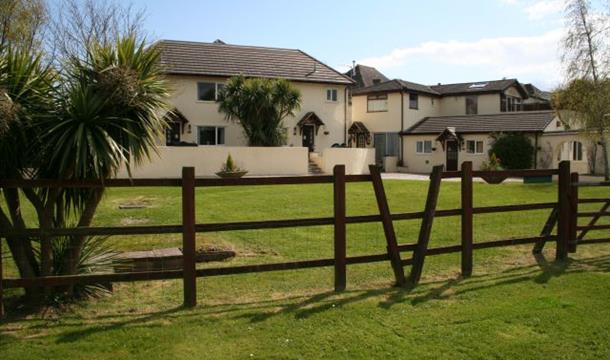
[132,0,567,90]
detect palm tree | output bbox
[218,75,301,146]
[0,36,170,299]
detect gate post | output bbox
[0,237,4,318]
[182,167,197,308]
[333,165,347,291]
[556,161,571,261]
[461,161,473,277]
[569,172,579,253]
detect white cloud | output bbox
[524,0,565,20]
[356,29,565,88]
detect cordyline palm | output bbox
[218,75,301,146]
[0,36,169,299]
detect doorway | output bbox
[302,124,315,152]
[446,140,458,171]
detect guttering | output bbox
[400,91,404,163]
[344,87,348,144]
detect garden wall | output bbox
[319,148,376,175]
[116,146,309,178]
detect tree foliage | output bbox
[558,0,610,179]
[0,0,47,51]
[489,133,535,169]
[0,36,169,301]
[218,75,301,146]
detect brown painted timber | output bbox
[182,167,197,307]
[461,161,474,277]
[532,206,558,254]
[408,165,444,287]
[556,161,571,261]
[569,173,579,253]
[369,165,406,286]
[333,165,347,291]
[577,201,610,240]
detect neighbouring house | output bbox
[347,65,604,174]
[157,39,353,152]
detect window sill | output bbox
[415,152,433,156]
[367,110,388,113]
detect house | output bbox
[347,65,603,174]
[157,39,353,152]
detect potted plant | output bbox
[216,154,248,178]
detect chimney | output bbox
[351,60,356,77]
[437,83,441,86]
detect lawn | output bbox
[1,179,609,359]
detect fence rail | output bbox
[1,161,609,318]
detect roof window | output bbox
[468,83,488,89]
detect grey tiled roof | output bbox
[157,40,353,85]
[352,79,440,96]
[401,111,556,135]
[343,65,389,88]
[430,79,527,96]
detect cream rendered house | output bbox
[347,69,602,174]
[157,40,353,153]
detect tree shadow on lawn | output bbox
[5,253,609,344]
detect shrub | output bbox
[480,153,503,171]
[489,134,534,169]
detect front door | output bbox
[446,140,458,171]
[165,122,181,145]
[302,125,315,152]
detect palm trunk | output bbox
[63,188,104,275]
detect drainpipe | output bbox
[534,132,539,169]
[344,86,348,145]
[400,91,404,164]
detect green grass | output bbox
[1,179,610,359]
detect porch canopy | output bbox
[436,127,463,151]
[297,111,325,135]
[164,108,190,134]
[348,121,371,146]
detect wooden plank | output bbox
[473,169,559,178]
[532,206,558,254]
[369,165,406,286]
[578,198,610,204]
[556,161,571,261]
[569,173,579,253]
[576,224,610,231]
[461,161,474,277]
[0,238,4,318]
[577,201,610,240]
[474,236,553,249]
[578,238,610,245]
[182,167,197,308]
[572,181,610,187]
[408,165,444,287]
[333,165,347,291]
[577,211,610,217]
[473,202,556,214]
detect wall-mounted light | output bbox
[187,124,192,134]
[293,127,297,136]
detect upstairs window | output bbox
[409,93,419,109]
[466,95,478,115]
[197,82,224,101]
[326,88,338,102]
[501,94,522,112]
[367,93,388,112]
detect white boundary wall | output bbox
[116,146,309,178]
[319,148,376,175]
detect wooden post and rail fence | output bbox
[1,160,609,318]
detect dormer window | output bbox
[466,95,478,115]
[409,93,419,109]
[501,94,522,112]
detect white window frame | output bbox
[197,126,225,146]
[367,93,388,112]
[197,82,225,102]
[466,140,484,154]
[416,140,433,155]
[326,88,338,102]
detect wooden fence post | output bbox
[182,167,197,308]
[408,165,444,287]
[369,165,406,287]
[569,172,579,253]
[1,237,4,319]
[461,161,473,277]
[556,161,571,261]
[333,165,347,291]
